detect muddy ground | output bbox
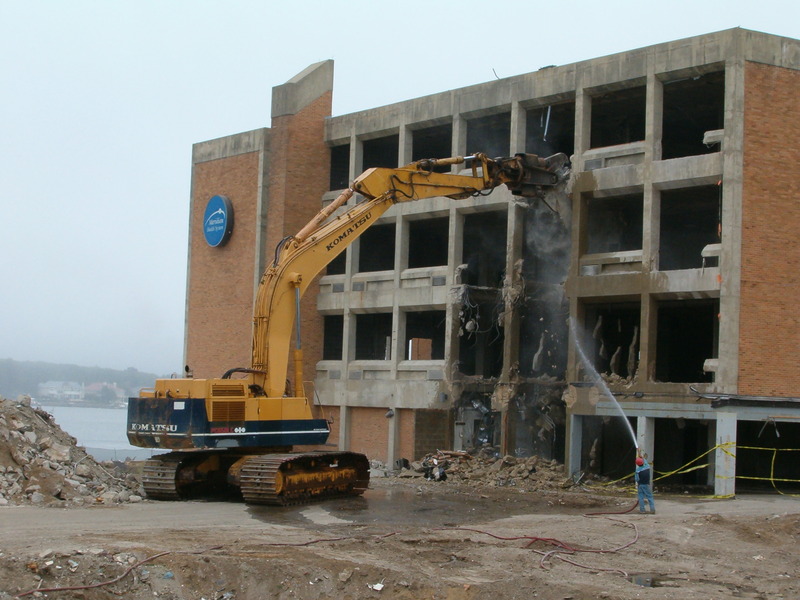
[1,477,798,600]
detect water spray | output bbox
[568,317,639,450]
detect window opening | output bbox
[408,217,449,268]
[358,223,395,272]
[585,194,643,254]
[355,313,393,360]
[590,86,646,148]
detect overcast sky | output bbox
[0,1,797,375]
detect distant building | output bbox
[37,381,83,403]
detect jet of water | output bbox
[569,317,638,449]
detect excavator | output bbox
[127,151,570,505]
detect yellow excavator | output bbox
[127,152,569,505]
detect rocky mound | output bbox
[0,397,142,506]
[399,448,570,491]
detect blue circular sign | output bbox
[203,195,234,247]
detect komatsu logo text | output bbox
[130,423,178,433]
[326,212,372,251]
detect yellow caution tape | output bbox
[583,442,800,497]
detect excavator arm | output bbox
[250,152,570,397]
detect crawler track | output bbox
[240,452,370,506]
[140,450,370,506]
[141,452,184,500]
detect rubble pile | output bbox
[0,397,142,506]
[402,449,570,491]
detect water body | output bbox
[568,318,638,449]
[41,405,159,461]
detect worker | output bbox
[635,456,656,514]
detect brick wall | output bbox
[739,61,800,396]
[397,408,415,462]
[349,407,389,462]
[413,409,451,460]
[186,152,261,378]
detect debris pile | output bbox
[0,397,142,506]
[401,449,569,491]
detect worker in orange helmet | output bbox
[635,455,656,514]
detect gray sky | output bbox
[1,1,797,375]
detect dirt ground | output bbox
[1,477,798,600]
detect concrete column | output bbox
[391,217,405,375]
[573,89,591,170]
[501,202,524,381]
[716,51,746,391]
[510,101,526,154]
[566,413,583,478]
[636,416,655,461]
[642,71,663,273]
[452,115,467,172]
[338,405,351,451]
[398,123,412,166]
[714,411,737,497]
[343,312,356,363]
[349,130,363,181]
[387,410,400,467]
[391,306,403,375]
[444,208,465,367]
[639,294,657,381]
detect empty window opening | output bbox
[466,112,511,158]
[736,421,800,492]
[404,310,446,360]
[659,185,721,271]
[522,201,571,284]
[329,143,350,190]
[458,293,504,378]
[656,299,718,383]
[461,211,507,287]
[412,124,453,172]
[518,292,569,378]
[580,415,637,480]
[326,251,346,275]
[355,313,393,360]
[358,222,395,272]
[362,135,399,170]
[526,102,575,158]
[322,315,344,360]
[408,217,449,268]
[585,194,643,254]
[590,86,646,148]
[653,418,711,489]
[583,303,641,379]
[662,71,724,159]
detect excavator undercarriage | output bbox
[141,449,370,505]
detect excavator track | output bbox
[239,451,370,506]
[141,452,185,500]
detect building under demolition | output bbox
[185,28,800,496]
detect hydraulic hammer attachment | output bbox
[490,152,571,198]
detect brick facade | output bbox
[186,151,262,378]
[349,407,389,460]
[739,62,800,396]
[413,410,450,461]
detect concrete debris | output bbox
[0,396,142,506]
[400,449,568,491]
